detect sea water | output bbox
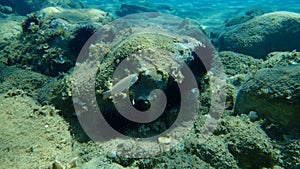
[83,0,300,32]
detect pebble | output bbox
[107,151,117,158]
[158,137,171,144]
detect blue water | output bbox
[82,0,300,32]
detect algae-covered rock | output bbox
[0,63,50,98]
[93,32,203,137]
[0,7,111,77]
[0,17,23,49]
[221,116,279,168]
[218,51,262,76]
[37,74,74,115]
[263,50,300,68]
[280,140,300,168]
[217,51,263,110]
[234,65,300,129]
[67,13,226,159]
[192,136,239,168]
[70,30,207,139]
[218,12,300,59]
[38,7,110,26]
[190,116,279,168]
[46,0,85,9]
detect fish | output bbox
[103,73,138,99]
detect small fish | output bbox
[103,73,138,99]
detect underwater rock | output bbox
[234,65,300,129]
[0,17,23,49]
[67,13,224,153]
[0,0,85,15]
[192,136,239,168]
[92,31,208,138]
[0,63,50,99]
[116,4,158,17]
[263,50,300,68]
[218,12,300,59]
[70,31,208,138]
[0,7,111,77]
[38,7,110,27]
[191,116,279,168]
[218,51,263,107]
[46,0,85,9]
[218,51,262,77]
[0,5,12,14]
[38,74,74,116]
[219,116,279,168]
[280,140,300,168]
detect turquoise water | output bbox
[84,0,300,32]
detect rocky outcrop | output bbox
[0,7,111,77]
[234,64,300,129]
[218,12,300,59]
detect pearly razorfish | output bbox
[103,74,138,99]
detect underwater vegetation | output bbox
[0,1,300,169]
[0,7,111,76]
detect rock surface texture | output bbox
[218,12,300,59]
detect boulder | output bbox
[218,12,300,59]
[218,51,262,76]
[192,116,279,168]
[234,65,300,129]
[38,7,109,26]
